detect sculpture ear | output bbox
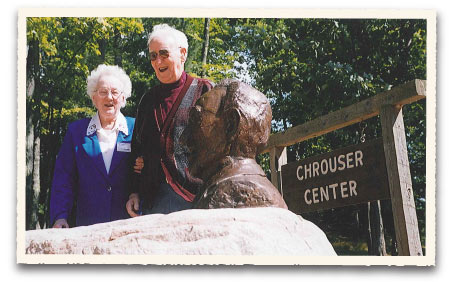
[225,108,240,141]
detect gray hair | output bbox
[147,24,188,51]
[86,64,132,108]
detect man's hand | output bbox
[53,218,69,228]
[134,157,144,174]
[126,193,141,217]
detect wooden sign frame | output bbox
[281,138,390,214]
[262,79,426,256]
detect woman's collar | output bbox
[86,112,128,136]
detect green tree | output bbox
[26,17,145,228]
[25,18,426,256]
[25,17,237,228]
[229,18,426,255]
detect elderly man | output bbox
[182,79,288,209]
[126,24,213,216]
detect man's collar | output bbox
[87,112,128,136]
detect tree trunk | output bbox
[26,38,41,230]
[31,133,41,230]
[25,78,35,230]
[368,201,387,255]
[353,207,360,242]
[201,18,210,77]
[359,203,371,251]
[40,102,54,227]
[99,38,107,62]
[384,200,399,255]
[114,29,122,67]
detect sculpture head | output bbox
[183,79,272,181]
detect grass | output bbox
[331,238,369,256]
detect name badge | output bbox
[117,142,131,152]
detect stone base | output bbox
[25,207,336,256]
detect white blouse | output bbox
[87,112,128,174]
[97,127,117,173]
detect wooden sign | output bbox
[281,138,390,214]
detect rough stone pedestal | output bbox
[25,207,336,256]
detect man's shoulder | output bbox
[191,76,215,97]
[138,88,158,108]
[190,75,214,88]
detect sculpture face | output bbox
[186,87,228,179]
[183,79,288,210]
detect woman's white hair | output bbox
[147,24,188,51]
[86,64,132,108]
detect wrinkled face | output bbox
[149,34,186,84]
[184,87,228,179]
[91,75,125,121]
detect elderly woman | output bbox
[50,64,135,228]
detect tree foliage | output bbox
[229,18,426,254]
[26,17,426,255]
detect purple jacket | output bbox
[50,117,135,227]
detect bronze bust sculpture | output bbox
[182,79,288,209]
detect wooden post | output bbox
[270,146,287,195]
[380,104,423,256]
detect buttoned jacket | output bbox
[50,116,135,227]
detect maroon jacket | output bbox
[129,73,214,207]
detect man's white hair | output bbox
[147,24,189,51]
[86,64,132,108]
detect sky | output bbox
[2,0,452,281]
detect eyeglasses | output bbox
[149,49,170,61]
[149,47,182,61]
[95,88,123,98]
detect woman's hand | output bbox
[53,218,69,228]
[133,156,144,174]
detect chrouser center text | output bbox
[295,150,364,205]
